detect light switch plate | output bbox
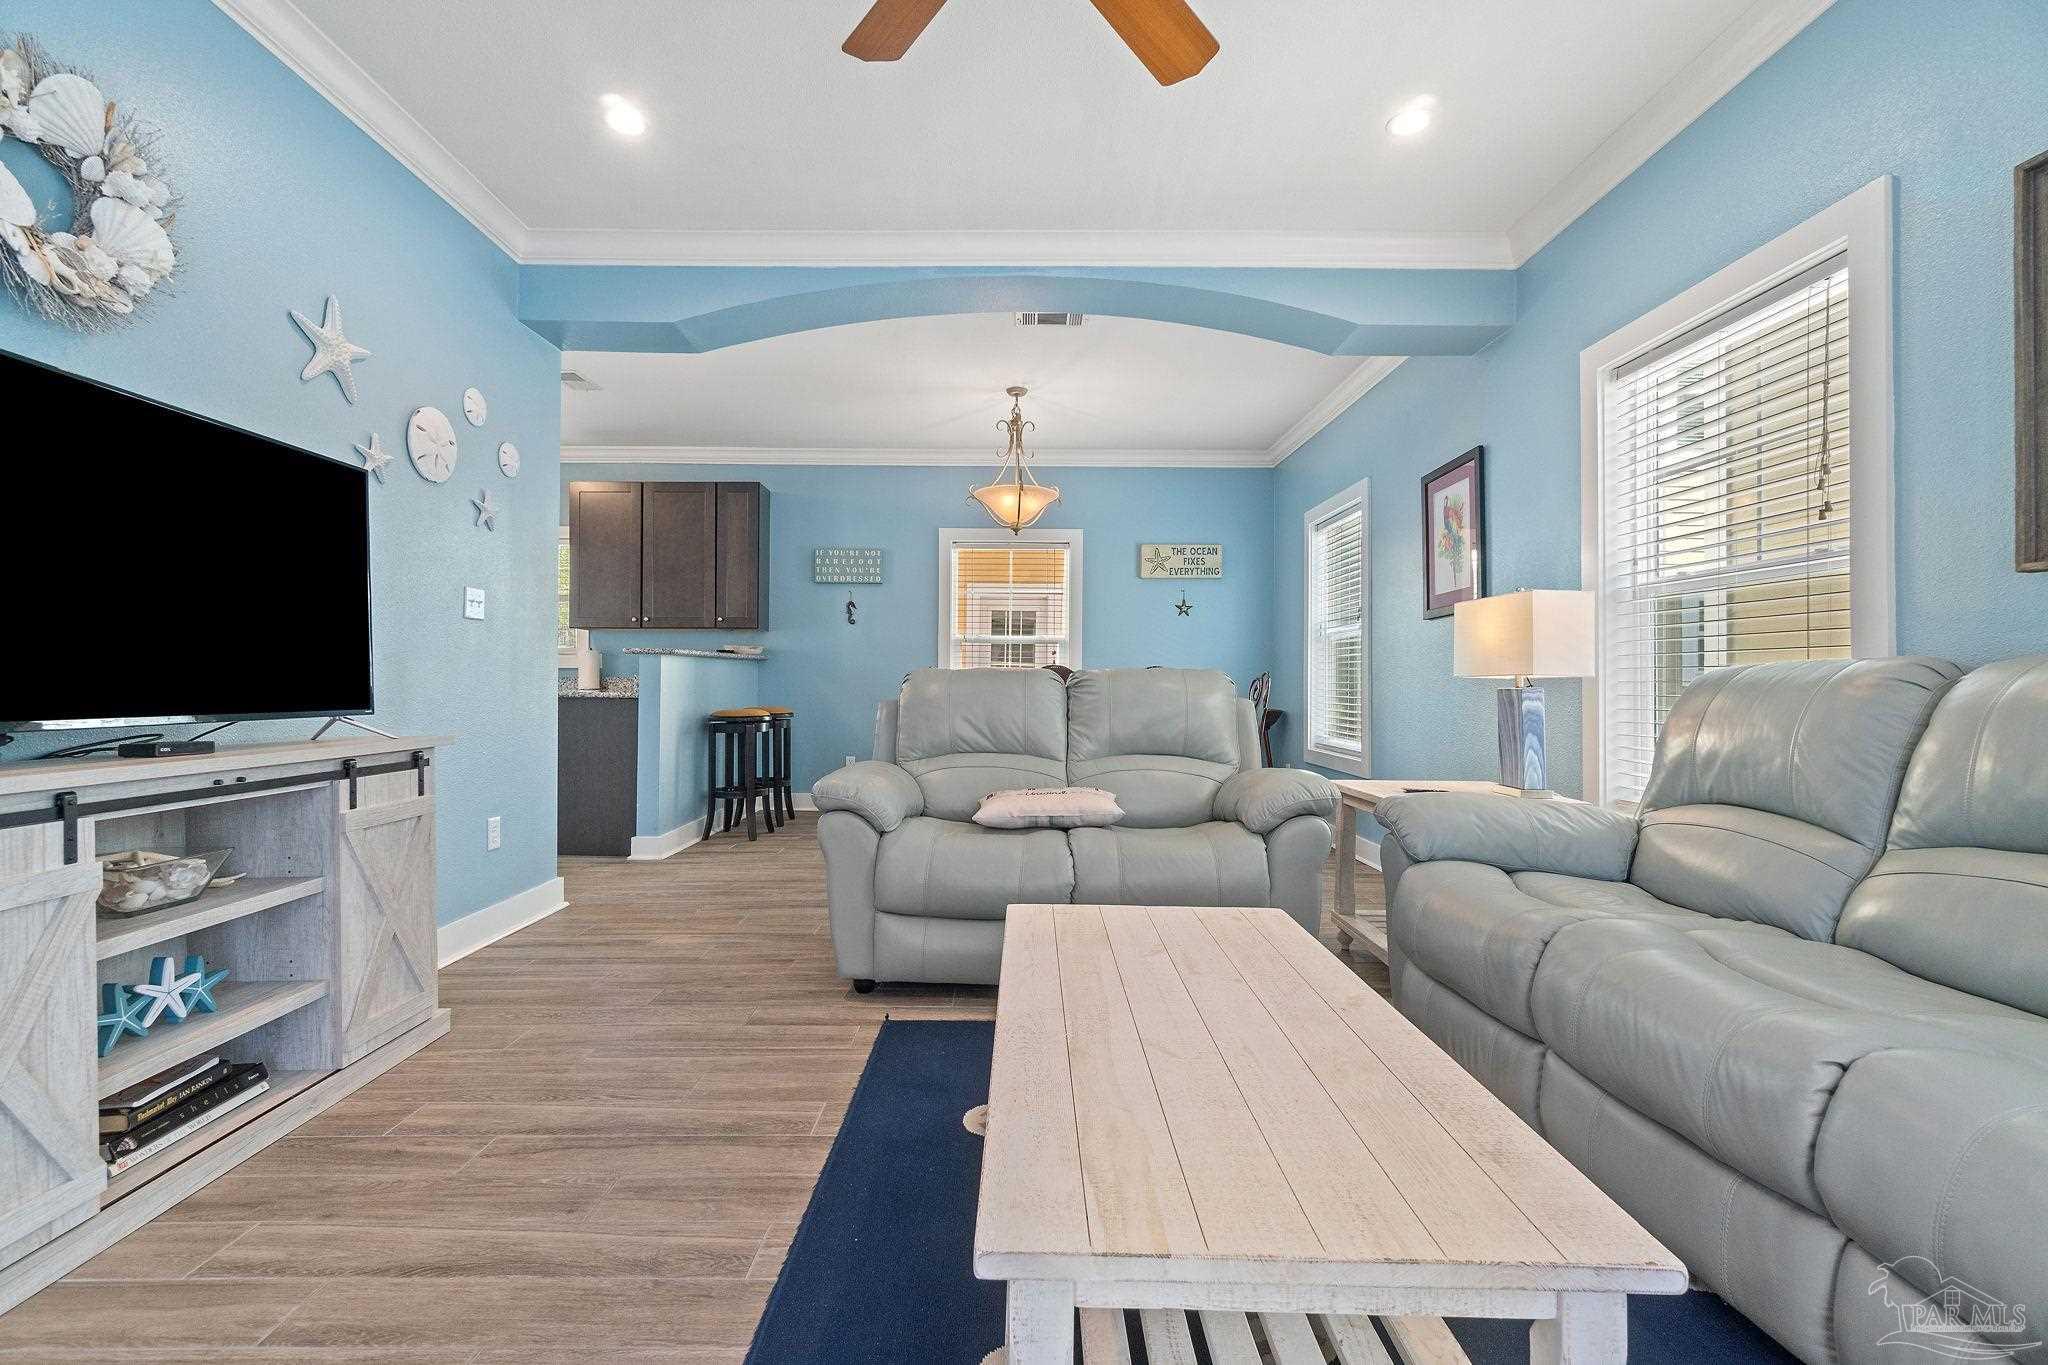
[464,587,486,620]
[486,815,502,850]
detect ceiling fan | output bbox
[841,0,1218,86]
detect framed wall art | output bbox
[2018,149,2048,571]
[1420,446,1486,618]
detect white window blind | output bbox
[1306,489,1367,767]
[945,538,1075,669]
[1598,256,1851,804]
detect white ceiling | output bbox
[234,0,1832,265]
[561,313,1381,463]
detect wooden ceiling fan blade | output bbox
[842,0,950,61]
[1085,0,1218,85]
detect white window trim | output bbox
[936,527,1084,669]
[555,524,586,669]
[1579,176,1895,807]
[1301,478,1371,777]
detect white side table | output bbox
[1331,778,1507,962]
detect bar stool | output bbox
[756,707,795,826]
[705,709,773,841]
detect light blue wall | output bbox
[562,463,1277,809]
[0,2,561,928]
[1272,0,2048,815]
[627,653,760,838]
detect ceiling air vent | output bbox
[1015,312,1084,327]
[560,370,602,392]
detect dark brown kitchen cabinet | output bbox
[642,482,718,627]
[714,481,767,629]
[567,481,644,627]
[567,479,769,630]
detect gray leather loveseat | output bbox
[1375,657,2048,1365]
[814,666,1338,988]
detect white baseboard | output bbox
[1355,838,1383,872]
[437,876,567,967]
[630,817,706,861]
[630,793,814,861]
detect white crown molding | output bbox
[561,445,1275,468]
[521,228,1514,270]
[213,0,531,258]
[1505,0,1837,264]
[1265,358,1406,464]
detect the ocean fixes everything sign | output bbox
[1138,544,1223,579]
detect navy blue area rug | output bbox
[745,1019,1794,1364]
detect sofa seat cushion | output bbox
[1815,1048,2048,1356]
[1068,821,1268,907]
[1391,863,1718,1038]
[873,817,1075,920]
[1529,919,2027,1216]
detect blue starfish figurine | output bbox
[97,983,150,1057]
[180,953,229,1014]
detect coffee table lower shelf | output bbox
[1059,1303,1470,1364]
[996,1277,1630,1365]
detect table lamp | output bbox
[1453,589,1595,798]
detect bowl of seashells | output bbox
[96,849,232,916]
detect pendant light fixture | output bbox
[968,386,1061,533]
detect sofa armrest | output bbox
[812,761,924,833]
[1374,792,1637,881]
[1214,767,1339,834]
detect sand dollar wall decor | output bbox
[0,37,177,327]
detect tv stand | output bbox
[0,733,452,1313]
[310,714,399,740]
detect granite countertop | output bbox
[621,648,767,662]
[558,676,639,699]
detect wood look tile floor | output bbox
[3,815,1387,1362]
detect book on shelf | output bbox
[101,1063,271,1169]
[99,1055,229,1135]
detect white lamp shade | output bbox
[1453,589,1595,680]
[969,479,1060,531]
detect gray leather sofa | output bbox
[1376,657,2048,1365]
[813,666,1338,988]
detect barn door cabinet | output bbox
[568,479,769,630]
[0,736,452,1315]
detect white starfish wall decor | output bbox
[291,295,372,404]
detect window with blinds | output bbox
[1304,481,1368,771]
[1597,256,1850,804]
[944,536,1077,669]
[555,527,576,658]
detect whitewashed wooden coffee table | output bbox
[974,904,1685,1364]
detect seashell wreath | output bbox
[0,37,176,328]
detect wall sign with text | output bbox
[1139,544,1223,579]
[813,548,884,583]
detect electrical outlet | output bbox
[486,815,501,850]
[464,587,486,620]
[844,755,857,768]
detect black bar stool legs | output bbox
[705,709,773,841]
[758,708,795,828]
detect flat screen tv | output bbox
[2,347,373,733]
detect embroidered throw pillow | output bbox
[972,786,1125,830]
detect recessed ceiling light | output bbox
[600,93,648,138]
[1386,97,1437,138]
